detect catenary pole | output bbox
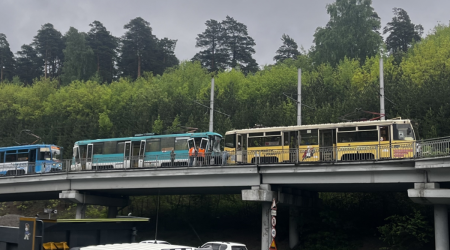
[209,78,215,132]
[380,57,385,120]
[298,68,301,126]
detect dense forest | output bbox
[1,0,449,249]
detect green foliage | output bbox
[384,8,423,54]
[312,0,383,66]
[193,16,258,74]
[61,27,95,85]
[119,17,178,79]
[274,34,300,63]
[33,23,64,79]
[0,33,15,82]
[378,209,433,250]
[87,20,118,84]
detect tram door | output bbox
[124,141,132,168]
[138,140,146,168]
[319,129,334,161]
[86,144,93,170]
[236,134,247,163]
[284,131,298,162]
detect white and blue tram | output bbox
[0,144,63,176]
[71,132,223,171]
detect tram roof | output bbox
[225,119,411,134]
[74,132,222,145]
[0,144,60,151]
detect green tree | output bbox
[383,8,423,54]
[273,34,300,63]
[87,21,118,83]
[221,16,259,74]
[33,23,65,79]
[0,33,15,82]
[311,0,383,66]
[119,17,157,79]
[192,19,227,72]
[378,209,433,250]
[61,27,95,85]
[16,44,43,85]
[154,37,179,74]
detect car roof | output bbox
[203,242,246,246]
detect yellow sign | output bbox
[269,239,277,250]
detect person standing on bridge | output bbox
[189,145,197,167]
[170,149,176,167]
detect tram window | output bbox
[249,137,263,147]
[359,126,377,130]
[380,126,389,141]
[0,152,3,163]
[338,131,378,143]
[225,134,236,148]
[161,137,175,152]
[175,138,188,150]
[249,133,263,137]
[103,141,117,154]
[393,124,415,141]
[339,127,356,132]
[17,152,28,161]
[146,139,161,152]
[264,136,281,146]
[116,142,125,154]
[300,130,318,145]
[266,131,281,136]
[248,136,281,147]
[93,143,104,154]
[5,151,17,162]
[39,152,51,160]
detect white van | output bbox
[200,242,248,250]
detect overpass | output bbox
[1,140,450,250]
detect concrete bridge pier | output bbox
[408,183,450,250]
[242,185,310,250]
[76,203,87,219]
[59,190,129,219]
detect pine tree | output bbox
[33,23,64,79]
[119,17,157,79]
[16,44,43,85]
[383,8,423,53]
[221,16,258,74]
[192,19,227,72]
[61,27,95,85]
[87,21,118,83]
[274,34,300,63]
[0,33,15,82]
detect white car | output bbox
[141,240,171,244]
[200,241,247,250]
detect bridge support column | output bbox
[435,204,449,250]
[289,206,299,249]
[107,206,118,218]
[76,204,86,219]
[242,184,276,250]
[408,183,450,250]
[262,201,271,250]
[60,190,129,219]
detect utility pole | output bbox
[298,68,302,126]
[380,57,385,120]
[209,78,215,132]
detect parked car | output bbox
[141,240,171,244]
[200,241,247,250]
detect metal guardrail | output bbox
[0,138,449,176]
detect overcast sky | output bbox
[1,0,449,66]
